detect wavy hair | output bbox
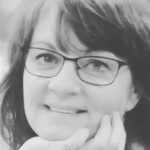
[1,0,150,149]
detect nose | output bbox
[47,61,82,97]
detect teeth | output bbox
[44,104,87,114]
[50,106,78,114]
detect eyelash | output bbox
[36,53,51,59]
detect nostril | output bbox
[47,82,81,97]
[47,78,81,96]
[48,84,81,95]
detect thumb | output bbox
[62,128,90,150]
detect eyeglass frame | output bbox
[25,47,127,86]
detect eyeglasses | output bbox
[25,47,127,86]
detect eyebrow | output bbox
[31,40,90,55]
[31,41,57,51]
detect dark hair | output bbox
[1,0,150,149]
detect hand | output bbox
[18,128,89,150]
[78,111,126,150]
[19,112,126,150]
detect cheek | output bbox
[23,70,47,100]
[86,89,122,113]
[85,75,134,115]
[23,71,51,133]
[23,71,47,116]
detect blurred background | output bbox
[0,0,22,81]
[0,0,22,149]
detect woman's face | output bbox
[23,1,138,141]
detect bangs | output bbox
[55,0,150,62]
[56,0,129,58]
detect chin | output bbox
[36,127,76,141]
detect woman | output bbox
[1,0,150,149]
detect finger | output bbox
[19,137,50,150]
[19,130,89,150]
[62,128,90,150]
[118,134,126,150]
[108,111,126,150]
[92,114,112,148]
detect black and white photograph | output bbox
[0,0,150,150]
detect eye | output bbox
[36,53,59,64]
[84,59,109,72]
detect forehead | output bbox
[31,0,89,56]
[31,0,87,51]
[31,0,59,47]
[30,0,127,61]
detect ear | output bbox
[125,89,140,112]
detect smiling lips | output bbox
[44,104,87,114]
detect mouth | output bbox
[44,104,88,114]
